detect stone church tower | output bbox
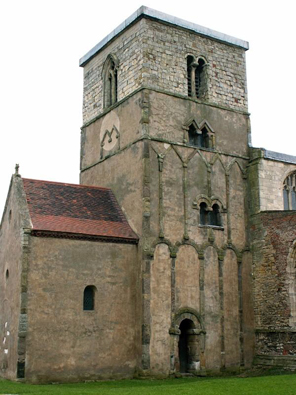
[1,6,296,384]
[79,6,253,374]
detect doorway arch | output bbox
[169,308,206,374]
[179,319,200,373]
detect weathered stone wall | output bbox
[80,9,252,376]
[251,210,296,360]
[82,17,248,124]
[82,20,145,124]
[148,91,249,157]
[147,136,250,373]
[150,244,171,374]
[148,140,248,247]
[81,91,144,171]
[80,142,144,238]
[248,149,296,213]
[0,176,31,380]
[140,19,248,112]
[242,251,255,367]
[25,237,140,383]
[81,86,252,374]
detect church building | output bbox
[1,6,296,383]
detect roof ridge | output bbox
[23,178,112,191]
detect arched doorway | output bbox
[178,319,200,373]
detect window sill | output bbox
[187,144,214,151]
[199,225,224,231]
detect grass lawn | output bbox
[0,375,296,395]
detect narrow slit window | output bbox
[195,59,205,98]
[83,286,96,311]
[187,56,194,97]
[103,55,118,109]
[200,202,208,225]
[187,56,207,99]
[210,204,221,226]
[200,127,210,149]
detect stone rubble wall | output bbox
[82,17,248,125]
[251,210,296,358]
[248,148,296,213]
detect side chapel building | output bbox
[1,6,296,383]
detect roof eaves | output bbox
[31,229,139,244]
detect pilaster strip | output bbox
[226,173,231,243]
[158,154,165,238]
[141,139,151,371]
[238,260,244,366]
[218,257,225,369]
[171,257,176,316]
[183,163,189,239]
[199,254,205,323]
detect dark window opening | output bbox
[200,203,222,227]
[188,125,210,149]
[17,361,25,379]
[200,127,209,148]
[104,56,118,109]
[188,124,198,146]
[200,202,208,225]
[195,59,205,98]
[187,56,194,97]
[83,285,96,311]
[187,56,206,99]
[210,204,221,226]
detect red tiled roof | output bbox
[22,178,138,243]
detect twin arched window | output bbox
[188,124,210,149]
[200,203,221,226]
[187,55,207,99]
[83,285,96,311]
[283,172,296,210]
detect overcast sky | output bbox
[0,0,295,214]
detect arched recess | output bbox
[162,148,184,243]
[287,240,296,327]
[203,246,221,370]
[187,153,208,241]
[211,155,227,208]
[228,160,246,249]
[169,308,206,374]
[241,250,254,368]
[150,243,171,374]
[175,245,200,311]
[223,249,240,368]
